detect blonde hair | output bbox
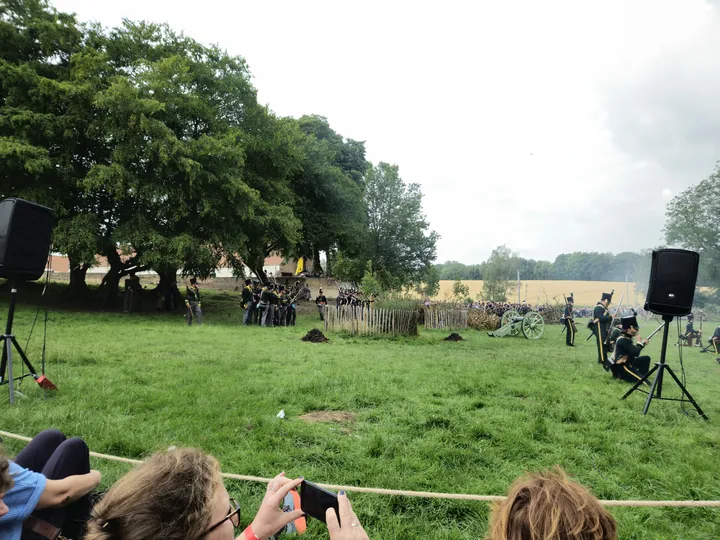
[487,467,617,540]
[85,448,221,540]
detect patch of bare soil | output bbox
[299,411,356,424]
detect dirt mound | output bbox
[301,328,329,342]
[444,333,464,342]
[299,411,356,424]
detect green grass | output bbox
[1,289,720,539]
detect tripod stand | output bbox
[622,314,707,420]
[0,280,55,404]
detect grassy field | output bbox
[1,289,719,539]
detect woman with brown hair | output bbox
[85,447,368,540]
[487,467,617,540]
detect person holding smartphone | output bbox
[85,447,368,540]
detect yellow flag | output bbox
[295,257,304,275]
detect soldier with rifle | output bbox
[315,288,327,321]
[611,315,652,384]
[185,277,202,326]
[241,279,254,326]
[277,286,288,327]
[562,293,576,347]
[252,282,262,325]
[591,292,613,367]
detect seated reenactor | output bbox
[683,313,702,346]
[710,325,720,363]
[611,316,651,384]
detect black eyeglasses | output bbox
[201,498,241,537]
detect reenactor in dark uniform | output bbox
[592,292,613,367]
[611,315,651,384]
[252,283,262,325]
[242,279,253,326]
[278,286,289,327]
[262,285,278,327]
[258,285,271,326]
[710,325,720,362]
[563,294,575,347]
[683,313,702,346]
[185,277,202,326]
[286,291,297,326]
[316,289,327,321]
[607,319,622,353]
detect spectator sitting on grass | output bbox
[0,429,102,540]
[85,447,369,540]
[486,466,617,540]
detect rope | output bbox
[1,430,719,508]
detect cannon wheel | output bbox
[501,310,520,336]
[521,311,544,340]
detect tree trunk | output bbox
[68,265,89,295]
[155,268,179,292]
[154,267,180,311]
[62,258,91,304]
[97,245,147,310]
[99,264,122,309]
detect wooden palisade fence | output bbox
[424,308,469,330]
[324,305,419,336]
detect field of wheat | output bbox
[435,280,645,306]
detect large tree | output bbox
[0,0,105,297]
[290,115,368,274]
[335,162,438,289]
[665,165,720,290]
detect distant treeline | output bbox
[436,252,648,282]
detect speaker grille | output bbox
[644,249,699,316]
[0,199,55,281]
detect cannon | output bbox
[487,310,545,340]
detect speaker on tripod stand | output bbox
[622,249,707,419]
[0,198,57,404]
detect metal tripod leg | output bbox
[3,336,14,404]
[642,364,664,415]
[663,364,708,420]
[1,334,40,405]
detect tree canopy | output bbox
[0,0,438,302]
[665,164,720,293]
[436,251,649,283]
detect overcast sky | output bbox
[53,0,720,264]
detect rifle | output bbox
[586,288,616,341]
[603,291,625,345]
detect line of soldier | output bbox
[241,280,298,327]
[563,291,720,381]
[562,292,651,385]
[335,288,372,309]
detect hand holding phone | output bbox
[247,473,304,540]
[326,491,369,540]
[300,480,340,524]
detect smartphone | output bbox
[300,480,340,524]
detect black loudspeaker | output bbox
[0,198,56,281]
[644,249,699,316]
